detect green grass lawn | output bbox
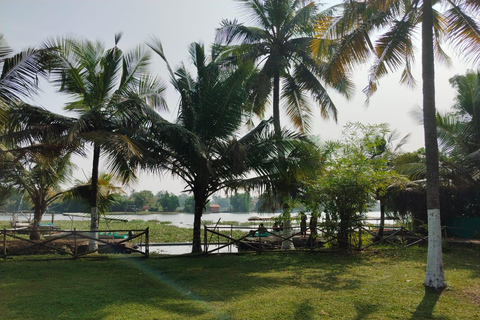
[0,247,479,320]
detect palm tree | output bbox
[63,173,124,222]
[313,0,480,290]
[255,139,322,250]
[6,148,73,240]
[146,40,313,253]
[215,0,353,136]
[46,34,167,250]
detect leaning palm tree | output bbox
[45,34,167,250]
[146,40,314,253]
[313,0,480,290]
[215,0,353,136]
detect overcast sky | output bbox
[0,0,475,196]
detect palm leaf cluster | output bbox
[216,0,353,134]
[313,0,480,98]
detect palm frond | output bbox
[364,13,417,97]
[444,3,480,65]
[282,72,312,133]
[0,48,46,102]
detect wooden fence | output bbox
[203,224,462,254]
[1,228,149,260]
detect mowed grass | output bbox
[0,246,479,320]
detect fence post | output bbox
[3,229,6,260]
[74,228,77,258]
[145,227,149,258]
[358,227,362,250]
[204,225,207,253]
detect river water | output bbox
[0,211,392,226]
[0,211,281,227]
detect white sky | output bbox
[0,0,476,196]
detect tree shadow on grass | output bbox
[292,300,316,320]
[354,302,379,320]
[410,287,447,320]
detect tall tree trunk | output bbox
[89,143,100,252]
[422,0,446,290]
[273,70,281,138]
[29,206,43,240]
[375,198,386,242]
[191,191,206,253]
[281,203,295,250]
[338,211,350,249]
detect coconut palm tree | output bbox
[45,34,167,250]
[145,40,315,253]
[313,0,480,290]
[215,0,353,136]
[63,173,124,221]
[5,148,73,240]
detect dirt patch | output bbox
[0,239,135,256]
[464,285,480,307]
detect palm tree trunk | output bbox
[375,198,386,242]
[422,0,446,290]
[89,143,100,252]
[192,191,205,253]
[281,204,295,250]
[273,70,281,138]
[29,206,43,240]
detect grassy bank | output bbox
[1,247,479,319]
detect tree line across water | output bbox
[2,189,253,214]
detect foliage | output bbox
[62,173,124,218]
[216,0,352,135]
[312,0,480,287]
[211,194,231,209]
[156,191,179,212]
[183,196,195,214]
[145,40,314,252]
[131,190,156,209]
[311,123,402,248]
[42,34,167,239]
[0,34,49,105]
[230,192,251,212]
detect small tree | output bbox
[131,190,155,210]
[183,196,195,214]
[157,191,179,212]
[230,192,251,212]
[316,123,400,249]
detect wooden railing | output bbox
[203,224,472,254]
[1,228,149,260]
